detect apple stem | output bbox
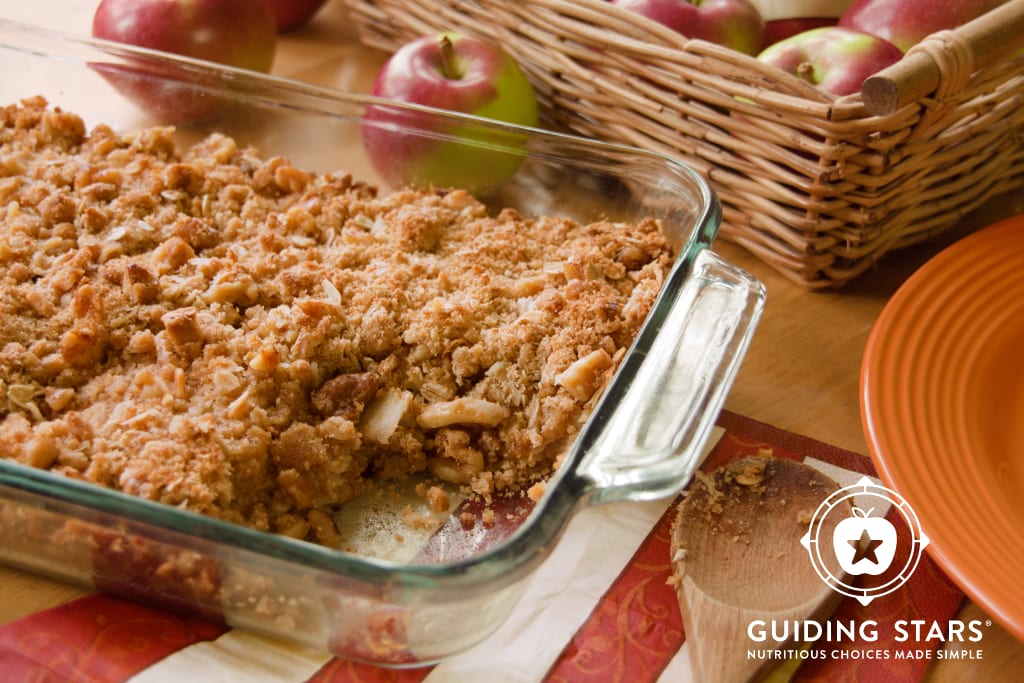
[439,35,462,80]
[796,62,816,85]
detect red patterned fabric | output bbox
[307,659,433,683]
[0,412,966,682]
[545,510,684,682]
[0,593,227,682]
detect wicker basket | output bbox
[346,0,1024,288]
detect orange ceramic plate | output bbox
[861,215,1024,642]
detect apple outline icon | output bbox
[832,505,898,575]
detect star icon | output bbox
[849,529,884,564]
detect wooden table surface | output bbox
[2,1,1023,680]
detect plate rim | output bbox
[860,214,1024,643]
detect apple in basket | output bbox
[266,0,330,32]
[91,0,277,122]
[362,32,540,194]
[756,26,903,96]
[610,0,767,55]
[838,0,1009,52]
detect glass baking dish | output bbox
[0,20,765,666]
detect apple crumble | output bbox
[0,97,674,545]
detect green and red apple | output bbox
[611,0,767,55]
[756,25,903,95]
[838,0,1008,52]
[362,33,539,193]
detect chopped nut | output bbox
[124,263,157,304]
[38,192,76,225]
[24,435,58,469]
[212,368,241,392]
[161,307,203,358]
[60,328,105,369]
[71,283,103,320]
[152,236,196,271]
[204,273,258,306]
[249,347,280,373]
[274,165,311,194]
[311,372,380,421]
[44,387,75,413]
[285,206,316,234]
[127,330,156,356]
[163,162,204,193]
[173,216,220,251]
[616,244,650,270]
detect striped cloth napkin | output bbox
[0,412,964,682]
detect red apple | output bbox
[611,0,767,55]
[838,0,1007,52]
[362,33,539,193]
[763,17,837,45]
[93,0,276,71]
[267,0,329,32]
[92,0,277,122]
[756,26,903,96]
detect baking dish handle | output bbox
[569,248,765,506]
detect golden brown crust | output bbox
[0,97,674,545]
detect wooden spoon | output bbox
[671,456,850,683]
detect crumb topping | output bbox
[0,98,674,545]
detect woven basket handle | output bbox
[861,0,1024,116]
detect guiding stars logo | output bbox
[801,477,929,605]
